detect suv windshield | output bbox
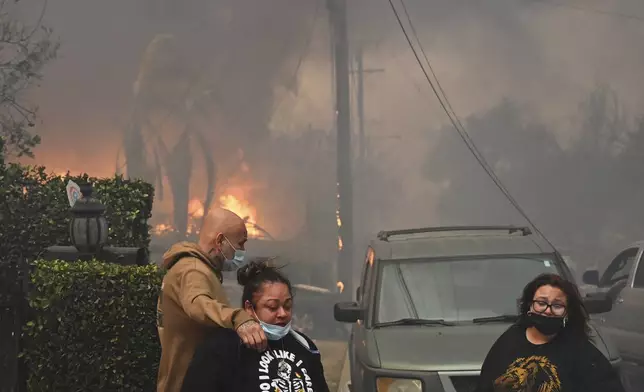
[376,256,561,324]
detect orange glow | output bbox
[151,193,264,238]
[152,223,174,235]
[338,236,343,250]
[187,199,204,218]
[33,143,282,240]
[336,281,345,293]
[219,194,260,237]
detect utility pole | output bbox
[328,0,353,298]
[353,45,384,169]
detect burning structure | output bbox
[108,30,340,290]
[37,0,357,291]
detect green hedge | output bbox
[23,260,164,391]
[0,163,154,262]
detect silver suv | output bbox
[335,226,618,392]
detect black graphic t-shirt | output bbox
[181,327,330,392]
[475,324,624,392]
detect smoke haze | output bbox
[13,0,644,283]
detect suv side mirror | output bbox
[582,269,600,286]
[334,301,363,323]
[583,293,613,314]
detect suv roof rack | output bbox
[376,226,532,242]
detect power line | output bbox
[393,0,553,249]
[387,0,559,252]
[269,0,322,117]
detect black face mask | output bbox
[526,312,565,336]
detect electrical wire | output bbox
[269,0,322,118]
[387,0,560,252]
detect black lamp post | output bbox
[42,182,149,266]
[70,183,109,257]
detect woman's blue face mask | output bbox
[248,302,293,340]
[258,318,292,340]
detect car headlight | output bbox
[376,377,423,392]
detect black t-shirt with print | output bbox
[181,327,330,392]
[475,324,624,392]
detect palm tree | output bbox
[121,34,218,236]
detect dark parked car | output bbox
[582,241,644,368]
[335,226,617,392]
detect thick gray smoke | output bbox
[14,0,644,284]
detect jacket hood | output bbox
[162,242,221,276]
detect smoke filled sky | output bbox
[15,0,644,255]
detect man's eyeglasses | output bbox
[532,300,567,316]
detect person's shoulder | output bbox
[289,330,320,354]
[169,257,220,283]
[164,256,199,275]
[572,335,605,357]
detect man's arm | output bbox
[178,265,252,329]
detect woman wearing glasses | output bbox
[476,273,625,392]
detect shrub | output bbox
[0,163,154,262]
[23,259,164,391]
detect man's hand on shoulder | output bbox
[236,320,268,352]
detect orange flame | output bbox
[336,281,345,293]
[151,194,263,238]
[141,150,265,239]
[152,223,174,235]
[219,194,260,237]
[187,199,204,218]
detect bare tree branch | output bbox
[0,0,58,159]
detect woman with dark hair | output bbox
[475,273,625,392]
[180,261,330,392]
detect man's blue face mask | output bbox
[221,236,246,271]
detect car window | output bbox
[376,256,561,323]
[600,248,638,287]
[633,252,644,289]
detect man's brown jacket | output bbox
[156,242,252,392]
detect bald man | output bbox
[156,208,267,392]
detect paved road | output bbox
[316,340,348,392]
[336,350,350,392]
